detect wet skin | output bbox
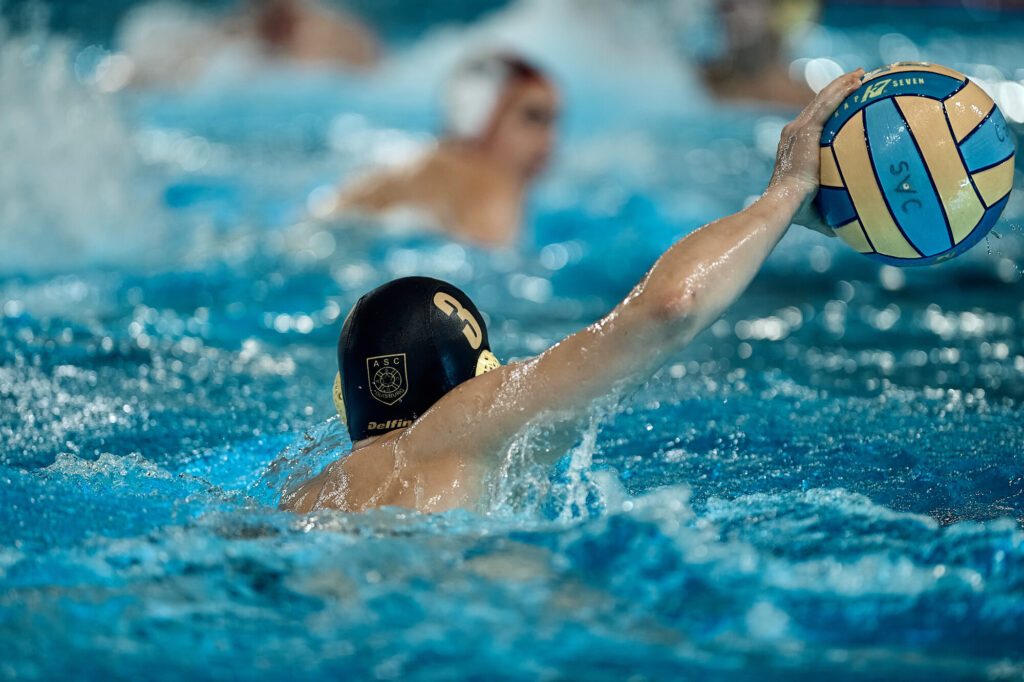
[284,70,865,514]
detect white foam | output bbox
[45,452,174,481]
[0,20,168,274]
[374,0,711,127]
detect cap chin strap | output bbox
[332,350,502,425]
[332,372,348,425]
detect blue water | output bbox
[2,2,1024,679]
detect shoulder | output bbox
[393,360,523,463]
[283,437,401,513]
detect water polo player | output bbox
[281,69,863,514]
[323,52,560,247]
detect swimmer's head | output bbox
[250,0,300,49]
[333,277,502,442]
[444,52,559,180]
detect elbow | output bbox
[645,284,700,326]
[630,280,705,347]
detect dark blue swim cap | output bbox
[333,277,501,441]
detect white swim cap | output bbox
[443,52,547,140]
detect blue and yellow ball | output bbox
[817,62,1016,266]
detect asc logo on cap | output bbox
[366,353,408,405]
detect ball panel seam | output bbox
[893,96,981,247]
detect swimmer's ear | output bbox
[332,372,348,425]
[475,350,501,376]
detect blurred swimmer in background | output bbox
[323,52,560,248]
[224,0,378,67]
[281,70,862,515]
[701,0,818,106]
[107,0,378,88]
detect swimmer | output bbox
[325,53,560,248]
[702,0,817,107]
[223,0,378,69]
[281,70,862,514]
[111,0,377,88]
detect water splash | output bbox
[0,18,167,274]
[370,0,711,134]
[2,4,1024,678]
[256,416,352,508]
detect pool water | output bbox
[2,2,1024,679]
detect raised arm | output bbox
[399,70,864,465]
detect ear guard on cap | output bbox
[475,350,501,375]
[445,56,509,139]
[332,350,501,428]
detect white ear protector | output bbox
[443,55,514,140]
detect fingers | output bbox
[801,69,865,128]
[790,68,864,132]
